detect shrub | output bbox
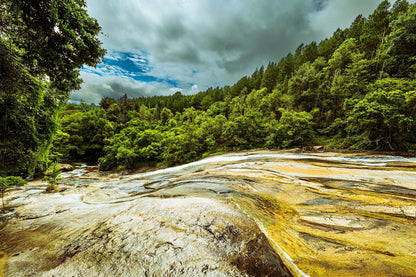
[0,176,26,208]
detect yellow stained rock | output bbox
[0,252,6,277]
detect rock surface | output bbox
[57,164,75,172]
[1,151,416,276]
[3,197,288,276]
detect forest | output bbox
[2,0,416,175]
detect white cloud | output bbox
[73,71,174,104]
[191,85,199,94]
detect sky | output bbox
[71,0,405,104]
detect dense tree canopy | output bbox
[0,0,105,175]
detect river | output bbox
[1,151,416,276]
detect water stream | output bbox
[1,151,416,276]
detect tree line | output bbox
[52,0,416,171]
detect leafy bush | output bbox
[0,176,26,208]
[267,109,315,148]
[44,163,62,192]
[346,79,416,150]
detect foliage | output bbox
[0,0,105,176]
[266,110,315,149]
[382,4,416,77]
[345,79,416,150]
[0,176,26,208]
[44,163,62,192]
[51,107,114,162]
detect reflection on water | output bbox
[1,151,416,276]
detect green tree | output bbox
[160,107,174,124]
[44,162,62,192]
[346,79,416,150]
[317,28,346,59]
[347,15,366,40]
[260,62,278,92]
[49,130,71,162]
[266,110,314,149]
[391,0,410,18]
[207,101,227,117]
[134,129,163,161]
[250,66,264,90]
[277,53,295,83]
[56,108,114,161]
[0,0,105,175]
[360,0,391,59]
[223,111,267,149]
[382,3,416,77]
[328,38,360,72]
[161,128,199,166]
[99,97,117,110]
[302,41,319,63]
[0,36,52,175]
[289,58,326,112]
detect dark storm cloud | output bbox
[157,15,187,41]
[75,0,404,103]
[313,0,329,11]
[206,5,316,73]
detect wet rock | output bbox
[313,145,325,151]
[57,164,74,172]
[230,233,291,277]
[0,251,6,277]
[1,196,290,276]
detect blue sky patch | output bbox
[81,50,180,88]
[105,51,150,74]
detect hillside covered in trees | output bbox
[51,0,416,170]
